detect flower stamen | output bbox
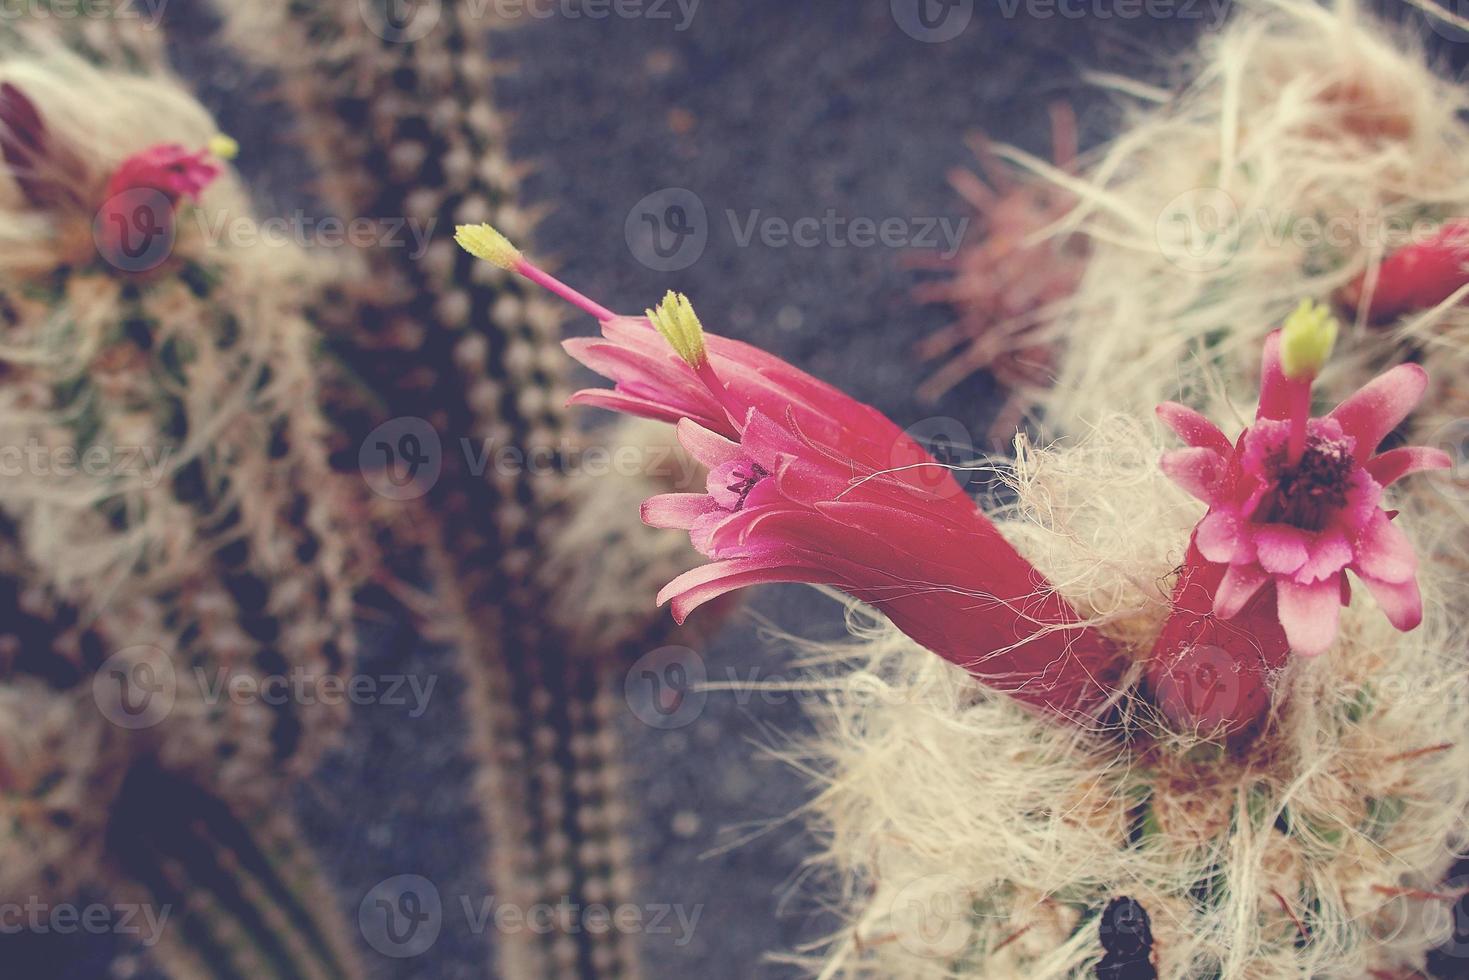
[1279,299,1340,464]
[455,222,618,321]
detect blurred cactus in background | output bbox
[0,25,368,980]
[213,3,708,977]
[913,104,1088,443]
[0,3,709,978]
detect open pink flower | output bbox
[455,225,1124,723]
[1157,307,1449,657]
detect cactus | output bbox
[214,5,707,978]
[0,32,367,979]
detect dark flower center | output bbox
[1252,434,1355,532]
[726,462,769,512]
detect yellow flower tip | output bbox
[1280,298,1339,379]
[646,290,707,368]
[207,133,239,161]
[454,223,523,271]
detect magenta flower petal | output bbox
[1255,331,1296,422]
[657,557,830,623]
[1366,445,1453,486]
[675,418,743,469]
[1160,447,1226,503]
[1254,525,1310,576]
[1214,562,1271,618]
[1359,574,1424,632]
[1158,401,1233,454]
[1197,509,1246,564]
[1277,577,1343,657]
[1352,510,1417,584]
[1328,363,1429,460]
[642,493,717,530]
[1298,529,1353,584]
[688,510,734,558]
[567,388,725,433]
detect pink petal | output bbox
[675,418,743,470]
[1256,331,1292,422]
[1197,509,1247,564]
[1160,447,1226,503]
[1298,529,1353,584]
[1358,574,1424,632]
[1254,525,1310,576]
[1277,576,1343,657]
[740,409,818,470]
[1214,563,1270,619]
[1352,510,1417,584]
[563,338,683,391]
[1328,364,1429,460]
[1365,446,1452,486]
[689,509,735,557]
[657,558,828,623]
[641,493,716,530]
[566,389,723,433]
[1157,402,1233,454]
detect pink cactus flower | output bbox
[95,137,236,272]
[104,143,222,204]
[1157,302,1449,659]
[455,224,1124,724]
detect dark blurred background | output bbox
[19,0,1469,976]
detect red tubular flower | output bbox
[1341,219,1469,322]
[1157,302,1445,664]
[1147,540,1290,736]
[455,224,1124,724]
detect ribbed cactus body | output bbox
[0,39,369,978]
[215,5,701,978]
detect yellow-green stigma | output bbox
[1280,298,1339,379]
[208,133,240,161]
[455,222,523,271]
[647,291,707,368]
